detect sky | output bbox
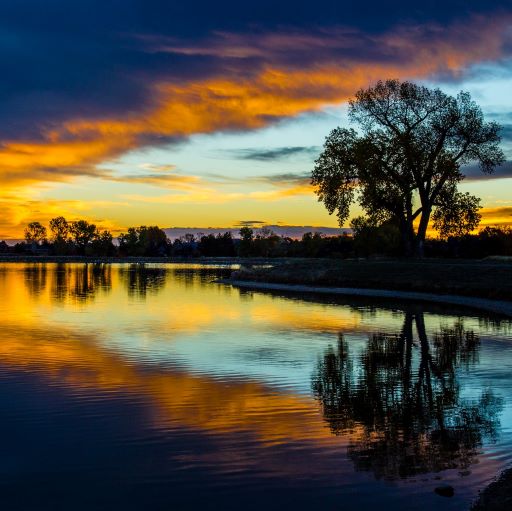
[0,0,512,238]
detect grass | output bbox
[231,258,512,301]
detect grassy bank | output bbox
[230,259,512,301]
[471,468,512,510]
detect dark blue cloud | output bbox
[223,146,320,161]
[0,0,509,139]
[464,160,512,180]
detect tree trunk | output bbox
[399,217,416,257]
[414,207,432,258]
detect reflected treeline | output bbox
[19,263,228,302]
[119,264,167,297]
[170,267,232,287]
[23,263,112,302]
[312,311,503,480]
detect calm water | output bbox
[1,263,512,511]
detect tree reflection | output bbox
[312,311,502,480]
[120,264,167,298]
[22,263,112,302]
[23,264,47,296]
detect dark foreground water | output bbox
[1,263,511,511]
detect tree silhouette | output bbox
[49,216,69,243]
[312,79,505,256]
[69,220,97,255]
[312,312,502,480]
[118,226,169,256]
[24,221,47,245]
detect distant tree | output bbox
[69,220,97,254]
[13,242,28,253]
[477,226,512,256]
[301,232,324,257]
[118,227,139,255]
[88,230,116,256]
[118,226,168,256]
[199,232,235,257]
[181,233,196,244]
[312,79,505,256]
[49,216,69,242]
[49,216,72,254]
[137,226,168,256]
[238,227,254,257]
[253,227,280,257]
[24,222,47,245]
[350,217,401,257]
[170,234,198,257]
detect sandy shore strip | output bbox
[219,279,512,317]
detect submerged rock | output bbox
[434,485,455,498]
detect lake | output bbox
[1,263,511,510]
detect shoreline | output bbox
[218,279,512,317]
[0,255,270,264]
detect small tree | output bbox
[89,230,116,256]
[312,79,504,256]
[137,226,169,256]
[24,222,47,245]
[118,227,139,255]
[49,216,71,254]
[49,216,69,243]
[69,220,97,254]
[118,226,169,256]
[238,227,254,257]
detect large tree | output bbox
[312,80,505,256]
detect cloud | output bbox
[463,160,512,181]
[224,146,320,161]
[0,13,511,193]
[205,171,311,187]
[139,163,177,172]
[256,172,311,185]
[106,173,200,189]
[248,184,314,201]
[236,220,266,227]
[480,206,512,227]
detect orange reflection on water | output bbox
[0,264,363,447]
[0,322,350,447]
[0,263,509,491]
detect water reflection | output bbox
[119,264,167,297]
[312,311,503,480]
[1,263,511,511]
[22,262,113,302]
[23,263,47,296]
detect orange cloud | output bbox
[1,14,510,192]
[480,206,512,227]
[0,14,510,237]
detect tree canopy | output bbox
[24,221,47,245]
[312,79,505,256]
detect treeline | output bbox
[350,220,512,258]
[13,219,169,257]
[1,217,512,259]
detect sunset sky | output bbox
[1,1,511,238]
